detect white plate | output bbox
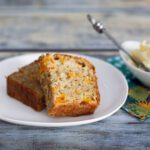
[0,53,128,127]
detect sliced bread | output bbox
[7,61,45,111]
[38,54,100,116]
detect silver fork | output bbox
[87,14,150,72]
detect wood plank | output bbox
[0,110,149,150]
[0,0,150,8]
[0,51,118,61]
[0,0,149,50]
[0,13,149,50]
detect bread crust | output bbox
[48,101,98,116]
[39,53,100,116]
[7,62,45,111]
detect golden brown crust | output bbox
[54,54,95,70]
[7,61,45,111]
[48,101,98,116]
[38,53,100,116]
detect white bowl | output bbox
[120,41,150,87]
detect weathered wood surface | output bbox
[0,1,150,150]
[0,109,149,150]
[0,0,149,49]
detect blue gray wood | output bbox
[0,1,150,150]
[0,0,149,50]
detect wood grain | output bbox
[0,109,149,150]
[0,0,149,49]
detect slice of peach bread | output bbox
[38,53,100,116]
[7,61,45,111]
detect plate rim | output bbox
[0,53,128,127]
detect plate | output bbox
[0,53,128,127]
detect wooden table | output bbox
[0,1,150,150]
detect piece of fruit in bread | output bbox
[38,53,100,116]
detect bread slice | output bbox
[7,61,45,111]
[38,53,100,116]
